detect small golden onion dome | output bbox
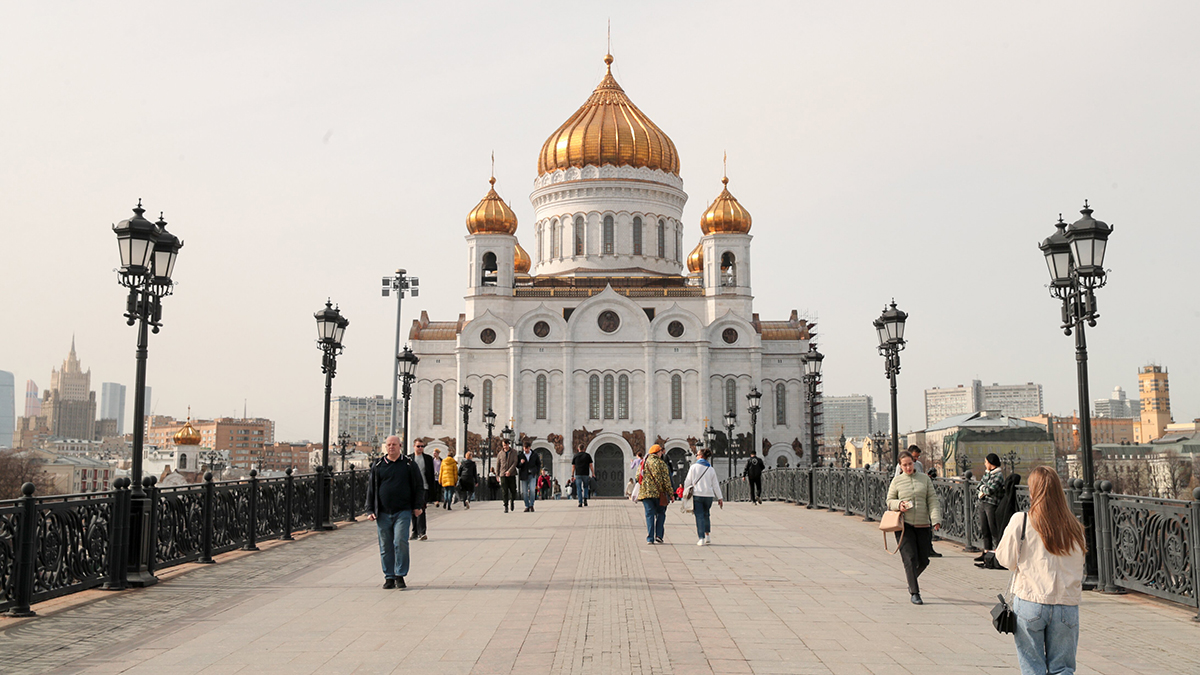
[174,419,201,446]
[538,54,680,177]
[701,176,752,234]
[466,177,518,235]
[686,241,704,274]
[513,241,532,275]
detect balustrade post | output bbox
[5,483,38,617]
[243,470,260,551]
[197,472,215,564]
[962,471,979,552]
[145,476,159,575]
[347,466,357,522]
[806,468,815,509]
[313,465,325,532]
[844,467,854,515]
[862,468,875,522]
[1095,480,1118,594]
[281,468,294,541]
[1191,487,1200,622]
[103,478,130,591]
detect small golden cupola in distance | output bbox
[513,241,532,275]
[686,240,704,274]
[466,177,518,235]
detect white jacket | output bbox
[683,462,723,500]
[994,511,1084,606]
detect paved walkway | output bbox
[2,498,1198,675]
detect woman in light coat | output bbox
[886,450,941,605]
[995,466,1084,675]
[438,449,458,510]
[682,447,723,545]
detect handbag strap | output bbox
[1004,512,1027,600]
[884,525,905,554]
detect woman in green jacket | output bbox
[886,450,942,605]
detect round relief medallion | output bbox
[533,321,550,338]
[667,320,684,338]
[480,328,496,344]
[722,327,738,344]
[597,310,620,333]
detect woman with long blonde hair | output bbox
[995,466,1085,675]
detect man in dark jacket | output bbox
[410,440,436,540]
[516,439,542,512]
[743,451,766,504]
[366,435,425,589]
[496,437,519,513]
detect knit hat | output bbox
[986,452,1001,467]
[648,444,663,454]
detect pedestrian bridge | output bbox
[2,496,1197,674]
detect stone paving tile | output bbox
[2,499,1198,675]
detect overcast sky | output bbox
[3,2,1198,443]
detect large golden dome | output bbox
[538,55,680,177]
[686,241,704,274]
[174,419,201,446]
[466,177,518,235]
[514,241,532,274]
[701,177,752,234]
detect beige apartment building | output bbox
[1136,365,1171,443]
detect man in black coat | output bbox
[743,450,766,504]
[516,438,542,512]
[365,435,425,589]
[410,439,437,540]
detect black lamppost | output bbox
[501,425,515,448]
[459,386,474,457]
[837,432,848,468]
[484,409,497,474]
[704,421,717,458]
[397,345,419,452]
[315,300,348,530]
[802,345,824,468]
[382,269,419,436]
[724,409,738,480]
[875,300,908,471]
[112,200,183,587]
[337,431,351,472]
[956,451,972,478]
[1040,201,1113,590]
[745,387,762,461]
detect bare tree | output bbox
[0,450,56,500]
[1159,450,1194,500]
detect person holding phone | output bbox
[886,450,942,605]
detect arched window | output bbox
[574,216,585,256]
[675,228,682,262]
[536,374,548,420]
[632,216,642,255]
[536,226,542,264]
[775,383,787,425]
[657,219,666,258]
[603,215,614,254]
[725,378,737,416]
[481,251,498,286]
[671,374,683,420]
[721,252,736,286]
[550,219,559,259]
[588,375,600,419]
[433,384,444,425]
[179,453,187,470]
[618,374,629,419]
[603,374,615,419]
[482,379,493,422]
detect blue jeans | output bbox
[575,477,590,505]
[521,476,537,508]
[692,496,713,539]
[1013,597,1079,675]
[642,498,667,541]
[375,510,413,579]
[442,486,454,508]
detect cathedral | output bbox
[409,54,816,495]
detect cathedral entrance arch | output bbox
[665,447,690,489]
[535,448,554,477]
[594,444,624,497]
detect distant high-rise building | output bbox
[100,383,127,435]
[44,339,97,441]
[925,380,1044,428]
[330,395,390,446]
[876,412,889,433]
[822,395,875,447]
[1094,385,1139,419]
[0,370,14,448]
[24,379,41,417]
[982,382,1043,419]
[1137,365,1171,443]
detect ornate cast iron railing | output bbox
[1,466,371,617]
[720,468,1200,616]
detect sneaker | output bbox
[655,537,664,544]
[705,534,711,544]
[578,503,583,508]
[646,540,655,545]
[410,533,418,541]
[530,505,535,512]
[523,507,530,512]
[396,577,406,589]
[929,551,943,558]
[383,579,396,589]
[584,499,588,506]
[420,534,427,541]
[464,502,470,510]
[697,539,705,546]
